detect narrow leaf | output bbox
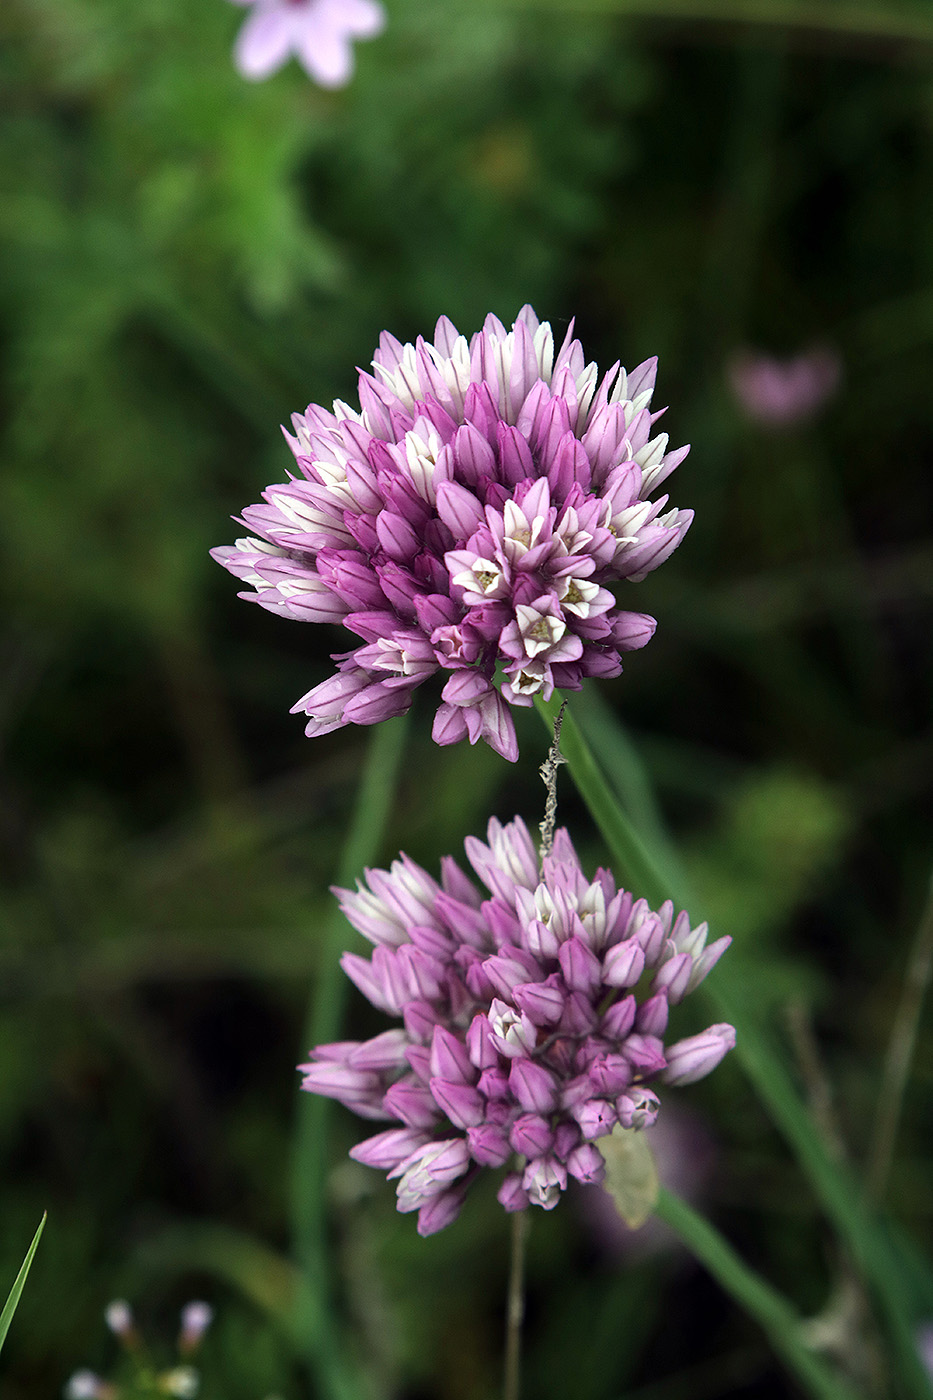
[0,1213,46,1355]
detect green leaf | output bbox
[0,1213,46,1355]
[655,1191,862,1400]
[535,693,933,1400]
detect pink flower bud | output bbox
[652,951,693,1004]
[383,1082,442,1129]
[429,1079,486,1129]
[617,1087,660,1130]
[635,993,669,1036]
[602,936,645,988]
[522,1155,567,1209]
[587,1054,631,1097]
[497,1173,530,1213]
[567,1143,606,1184]
[509,1113,555,1158]
[573,1098,617,1140]
[466,1013,500,1070]
[466,1123,512,1166]
[601,994,636,1040]
[430,1025,476,1084]
[623,1034,667,1078]
[509,1058,559,1114]
[512,976,564,1025]
[662,1024,736,1086]
[350,1128,430,1171]
[417,1187,466,1237]
[558,936,602,995]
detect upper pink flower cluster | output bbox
[213,307,692,760]
[300,816,735,1235]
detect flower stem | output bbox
[655,1190,861,1400]
[290,716,410,1400]
[538,699,567,861]
[503,1209,530,1400]
[866,868,933,1203]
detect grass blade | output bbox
[536,693,932,1398]
[655,1190,861,1400]
[0,1214,46,1355]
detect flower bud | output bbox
[662,1025,736,1086]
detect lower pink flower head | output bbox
[229,0,386,86]
[299,816,735,1234]
[213,307,692,761]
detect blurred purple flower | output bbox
[917,1322,933,1379]
[229,0,385,86]
[727,346,842,427]
[64,1376,112,1400]
[299,815,735,1235]
[179,1301,213,1354]
[213,308,692,760]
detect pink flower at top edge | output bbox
[229,0,386,87]
[298,815,735,1235]
[212,307,693,760]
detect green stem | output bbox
[866,869,933,1203]
[655,1191,860,1400]
[289,716,410,1400]
[535,694,931,1399]
[503,1210,530,1400]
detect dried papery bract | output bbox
[299,815,735,1234]
[213,308,692,761]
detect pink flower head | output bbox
[726,346,842,428]
[298,816,734,1234]
[213,308,692,761]
[230,0,386,86]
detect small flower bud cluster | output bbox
[64,1301,212,1399]
[214,308,692,760]
[300,816,735,1234]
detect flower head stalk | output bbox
[214,308,692,761]
[299,816,735,1234]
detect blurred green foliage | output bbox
[1,0,932,1397]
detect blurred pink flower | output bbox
[230,0,385,86]
[727,346,842,427]
[917,1322,933,1379]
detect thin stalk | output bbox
[503,1210,530,1400]
[866,869,933,1202]
[538,699,567,861]
[289,716,410,1400]
[655,1190,861,1400]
